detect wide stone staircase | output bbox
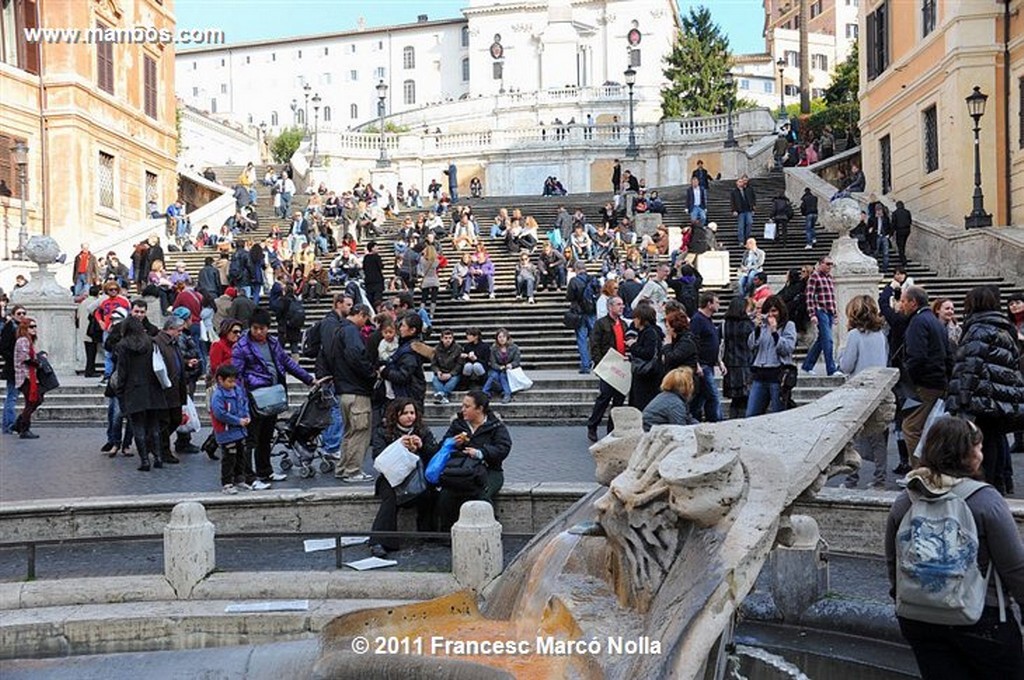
[34,166,1023,426]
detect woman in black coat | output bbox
[721,296,755,419]
[946,285,1024,494]
[368,398,439,557]
[115,318,167,471]
[629,301,664,412]
[381,313,433,408]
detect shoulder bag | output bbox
[250,383,288,417]
[439,454,488,494]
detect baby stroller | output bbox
[271,380,338,478]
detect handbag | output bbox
[36,354,60,395]
[507,366,533,393]
[250,384,289,417]
[152,345,172,389]
[394,461,428,507]
[201,432,219,457]
[631,353,661,378]
[562,310,582,329]
[439,454,488,494]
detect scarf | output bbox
[27,343,39,403]
[905,468,971,497]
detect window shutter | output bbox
[0,133,15,199]
[144,55,158,119]
[19,0,40,75]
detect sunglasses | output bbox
[228,329,242,334]
[28,324,37,329]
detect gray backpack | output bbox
[895,479,1005,625]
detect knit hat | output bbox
[172,307,191,321]
[225,286,237,298]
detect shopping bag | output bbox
[177,396,201,434]
[594,348,632,396]
[425,437,458,485]
[763,221,777,241]
[912,399,947,461]
[394,461,428,507]
[373,437,421,487]
[547,229,564,251]
[507,366,533,393]
[152,346,172,389]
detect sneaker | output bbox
[501,395,512,404]
[488,293,496,299]
[340,472,374,484]
[222,484,238,495]
[800,368,816,376]
[587,427,598,443]
[162,453,181,464]
[804,244,813,250]
[896,476,909,489]
[98,377,109,387]
[440,395,450,404]
[830,371,845,378]
[235,482,253,491]
[19,430,39,439]
[515,295,522,301]
[433,393,443,404]
[269,472,287,482]
[460,294,470,301]
[252,480,272,490]
[528,297,535,304]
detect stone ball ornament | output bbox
[23,235,62,266]
[822,197,862,237]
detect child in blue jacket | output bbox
[210,364,251,494]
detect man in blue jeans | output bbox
[1,305,27,434]
[729,175,757,246]
[566,262,597,374]
[689,292,724,422]
[801,256,842,376]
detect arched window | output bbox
[462,57,469,81]
[461,26,469,48]
[403,79,416,105]
[350,103,358,119]
[271,111,278,126]
[403,46,415,69]
[297,109,305,125]
[323,106,331,122]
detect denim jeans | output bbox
[690,365,722,422]
[736,211,754,245]
[483,369,511,398]
[804,213,818,246]
[432,375,460,397]
[876,234,890,271]
[689,206,707,224]
[575,314,595,372]
[746,380,781,417]
[103,330,114,378]
[802,310,837,375]
[3,378,18,433]
[106,397,132,448]
[738,270,759,296]
[280,192,292,218]
[490,225,505,239]
[74,273,90,297]
[321,402,344,455]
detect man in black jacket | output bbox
[587,297,628,442]
[891,201,912,268]
[323,302,376,483]
[566,262,597,374]
[800,188,818,250]
[901,286,950,458]
[361,241,385,309]
[729,175,756,246]
[197,257,222,301]
[313,294,353,458]
[1,304,26,434]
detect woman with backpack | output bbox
[885,416,1024,679]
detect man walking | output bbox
[566,261,598,374]
[801,256,841,377]
[900,286,950,458]
[800,187,818,250]
[1,305,26,434]
[730,175,756,246]
[690,292,725,422]
[611,159,621,194]
[324,302,376,483]
[891,201,912,268]
[587,296,628,442]
[72,244,99,297]
[315,294,353,460]
[686,177,707,224]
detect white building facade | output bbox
[175,0,680,134]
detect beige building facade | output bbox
[858,0,1022,227]
[0,0,178,254]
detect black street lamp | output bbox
[624,66,638,158]
[723,71,738,148]
[964,86,992,229]
[376,80,390,168]
[11,140,28,260]
[311,93,321,166]
[776,57,787,120]
[302,83,312,136]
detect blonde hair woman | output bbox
[642,367,697,431]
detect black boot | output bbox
[138,448,151,472]
[893,438,911,474]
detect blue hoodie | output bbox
[210,383,250,444]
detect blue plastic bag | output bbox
[425,437,459,485]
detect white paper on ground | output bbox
[303,536,371,552]
[344,557,398,570]
[224,600,310,613]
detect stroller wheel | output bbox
[280,458,294,471]
[299,465,316,479]
[319,459,335,474]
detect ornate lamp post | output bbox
[376,80,390,168]
[964,86,992,229]
[311,93,321,166]
[11,140,28,260]
[302,82,312,136]
[776,57,787,120]
[723,71,738,148]
[624,66,639,159]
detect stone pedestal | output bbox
[634,213,663,238]
[451,501,503,592]
[370,166,398,195]
[163,501,216,598]
[825,198,882,352]
[9,236,78,377]
[768,515,829,622]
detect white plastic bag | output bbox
[763,221,777,240]
[507,366,533,393]
[177,396,201,434]
[373,438,420,487]
[152,345,171,388]
[912,399,947,461]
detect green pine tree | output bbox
[823,41,858,106]
[660,6,735,118]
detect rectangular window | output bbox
[739,78,750,90]
[879,134,892,195]
[629,48,641,67]
[810,1,822,18]
[846,0,859,5]
[784,50,799,68]
[492,61,503,80]
[321,72,331,85]
[375,66,385,80]
[846,23,859,39]
[220,58,225,67]
[96,22,114,94]
[811,54,828,71]
[0,132,27,199]
[923,105,939,173]
[462,57,469,81]
[350,44,356,53]
[245,55,250,64]
[811,87,825,98]
[324,47,329,56]
[403,79,416,105]
[220,83,227,94]
[297,49,302,59]
[763,81,774,94]
[210,98,217,113]
[0,0,40,74]
[98,151,115,209]
[866,2,889,80]
[145,170,158,204]
[784,84,800,97]
[922,0,936,38]
[1019,76,1024,149]
[350,69,358,81]
[403,46,415,69]
[271,52,276,62]
[191,86,198,96]
[143,55,158,119]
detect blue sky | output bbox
[176,0,766,54]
